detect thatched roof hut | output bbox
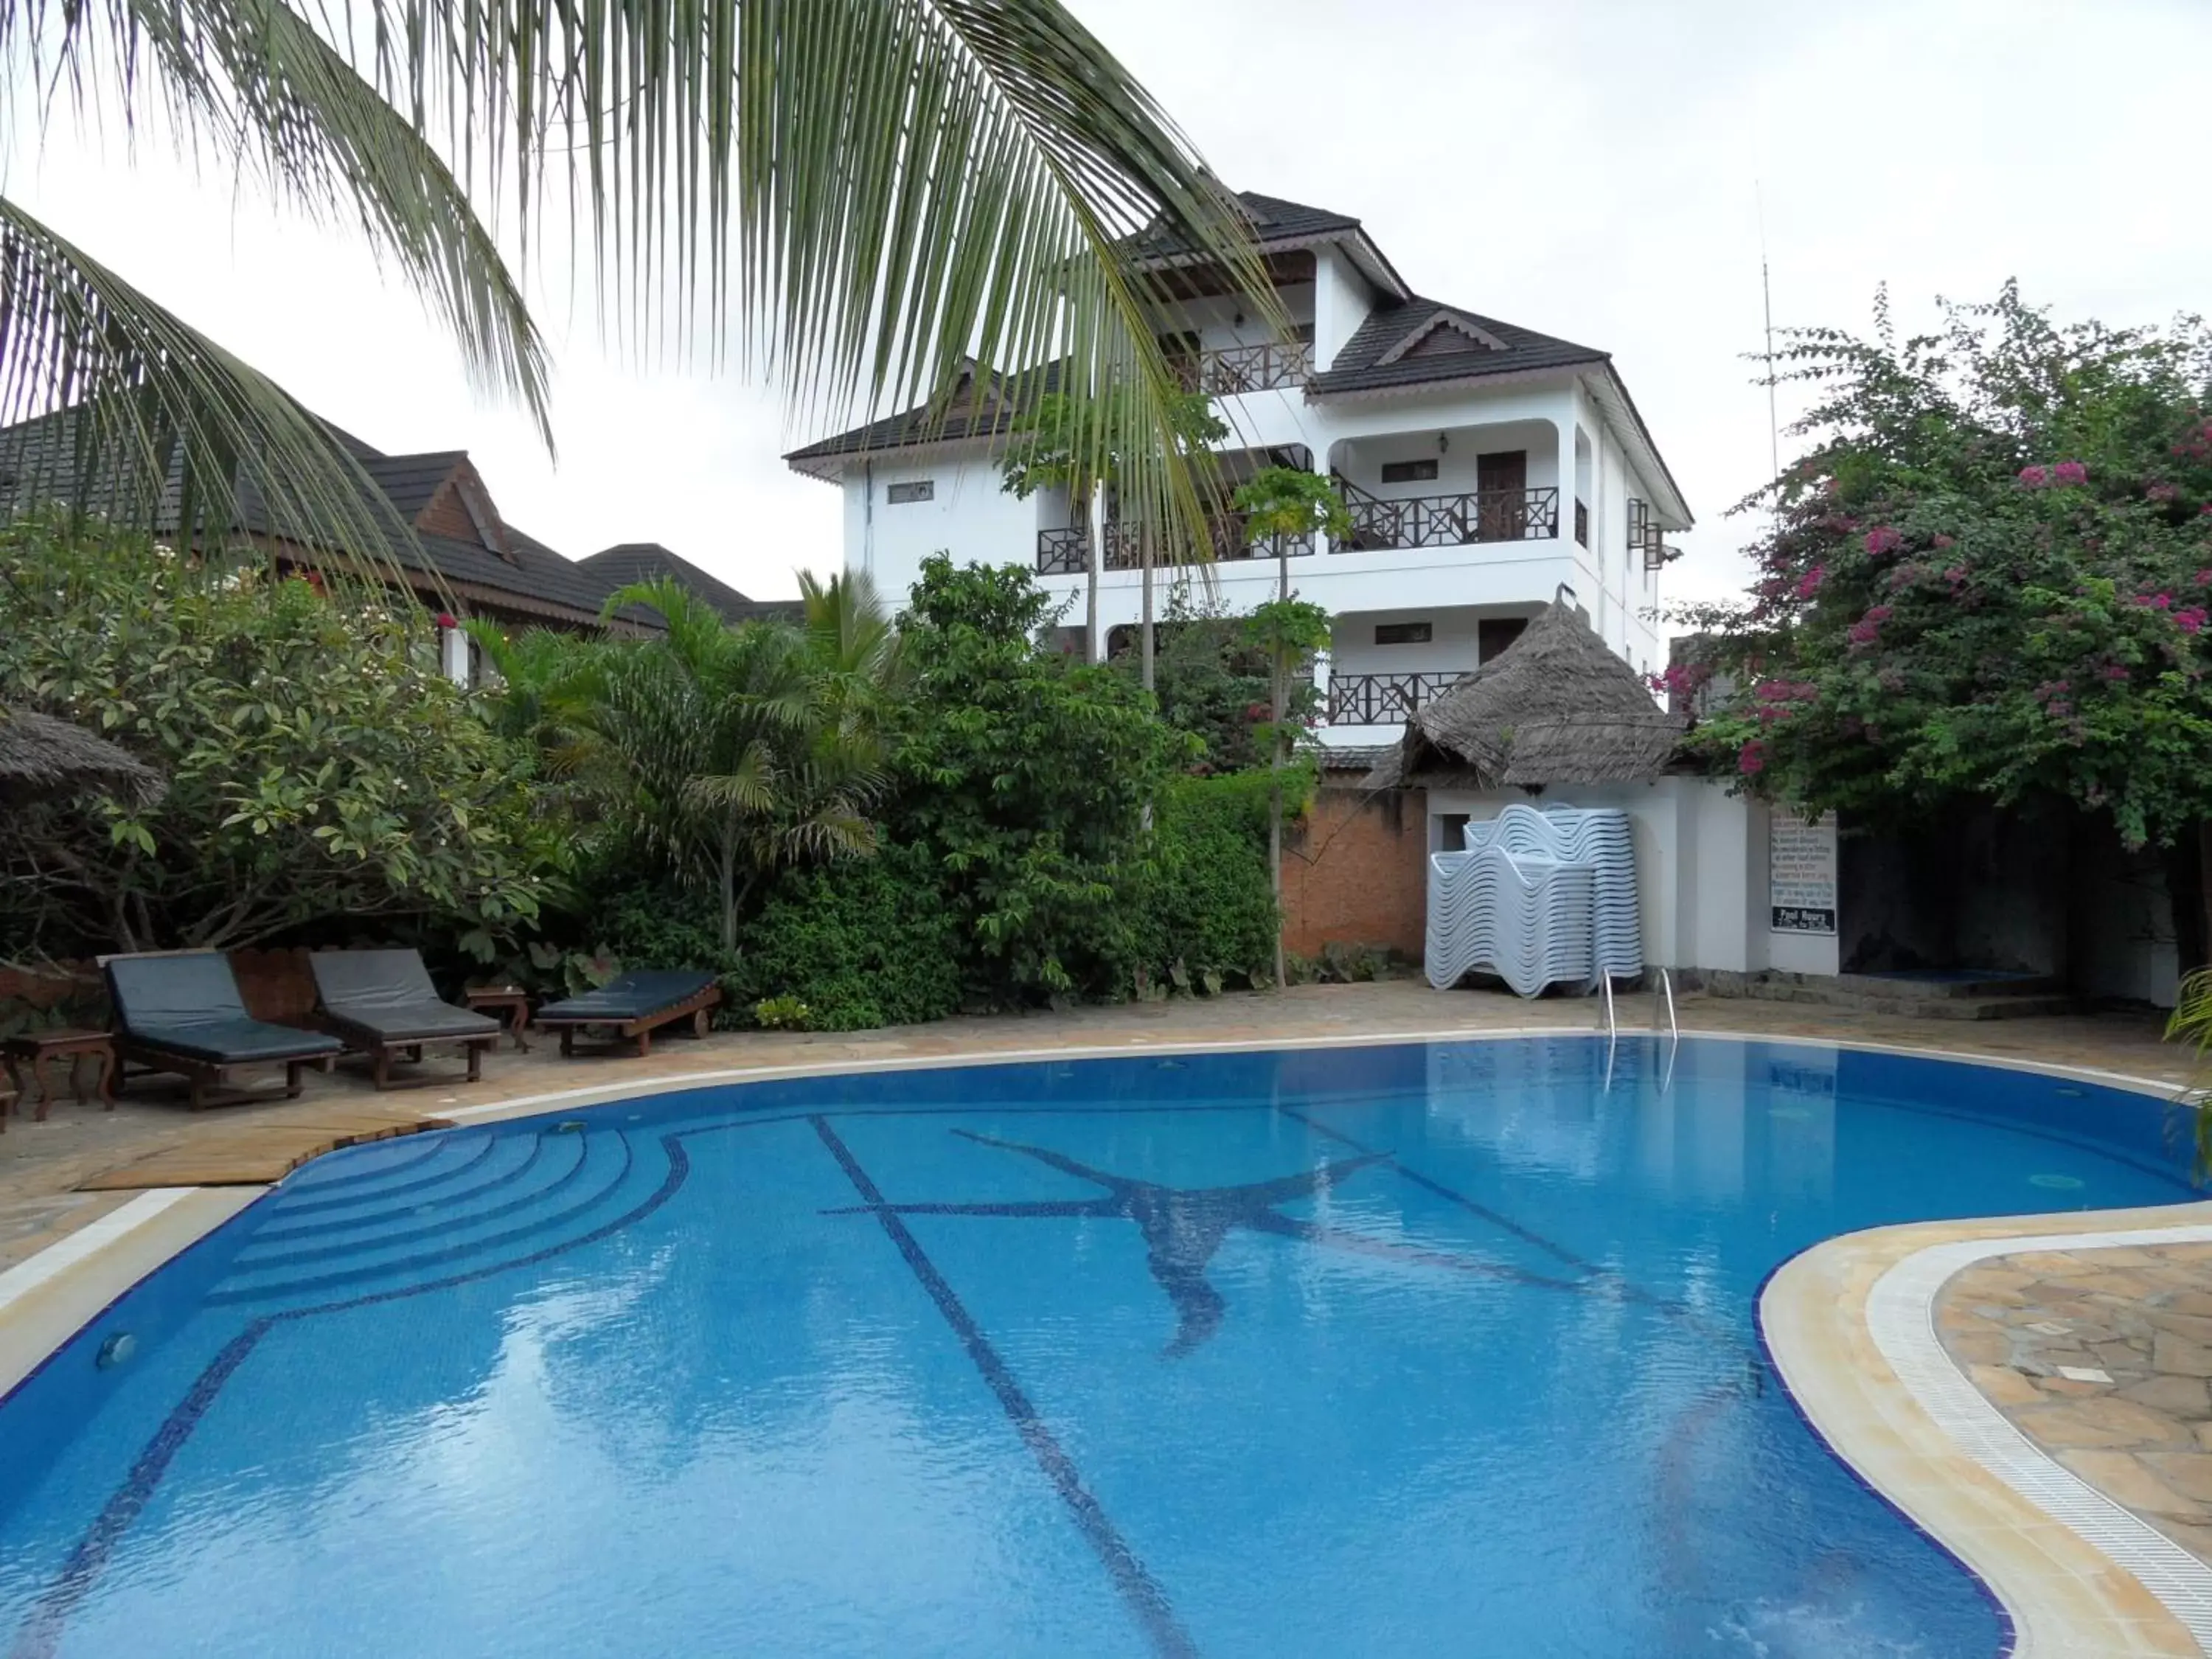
[0,706,165,810]
[1363,599,1686,790]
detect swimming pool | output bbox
[0,1036,2197,1657]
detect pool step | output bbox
[1691,969,2079,1020]
[211,1125,661,1307]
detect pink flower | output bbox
[2104,664,2132,681]
[1795,564,1826,598]
[2148,592,2175,610]
[1846,620,1882,648]
[2018,465,2048,487]
[1738,740,1767,776]
[1932,533,1955,549]
[1864,526,1904,556]
[2179,608,2208,635]
[1863,605,1893,623]
[1943,566,1968,587]
[436,611,457,629]
[2052,461,2088,487]
[2197,570,2212,586]
[2148,483,2180,502]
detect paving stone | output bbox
[2141,1452,2212,1505]
[2062,1396,2194,1445]
[2118,1374,2212,1417]
[1967,1364,2045,1407]
[2149,1517,2212,1565]
[1943,1329,2011,1366]
[2070,1272,2160,1300]
[2153,1332,2212,1378]
[2016,1403,2178,1450]
[2055,1450,2205,1517]
[2093,1339,2152,1369]
[2146,1311,2212,1345]
[2011,1251,2094,1276]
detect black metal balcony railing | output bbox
[1324,669,1470,726]
[1167,339,1313,397]
[1331,484,1559,553]
[1573,498,1589,547]
[1098,512,1315,571]
[1036,526,1091,574]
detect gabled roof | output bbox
[1363,599,1684,790]
[783,360,1066,471]
[1311,297,1607,396]
[580,543,799,625]
[1120,190,1411,300]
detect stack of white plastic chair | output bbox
[1424,843,1596,998]
[1461,803,1643,981]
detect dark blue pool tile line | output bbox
[276,1133,451,1194]
[808,1115,1200,1659]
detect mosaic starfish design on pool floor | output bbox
[827,1130,1584,1357]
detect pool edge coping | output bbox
[4,1019,2209,1655]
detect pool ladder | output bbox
[1596,969,1679,1093]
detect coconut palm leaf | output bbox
[372,0,1276,552]
[1,0,549,569]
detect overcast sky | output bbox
[6,0,2205,610]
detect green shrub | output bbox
[728,844,962,1031]
[752,995,814,1030]
[1134,772,1279,992]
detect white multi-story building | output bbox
[784,191,1692,750]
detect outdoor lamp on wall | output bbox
[1438,432,1449,453]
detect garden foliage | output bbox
[0,517,554,959]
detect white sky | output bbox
[5,0,2206,608]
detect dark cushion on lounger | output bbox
[125,1018,342,1064]
[310,950,500,1043]
[107,953,341,1062]
[536,970,716,1023]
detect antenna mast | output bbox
[1757,181,1780,482]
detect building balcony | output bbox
[1034,515,1313,574]
[1331,484,1559,553]
[1168,339,1312,397]
[1324,669,1470,726]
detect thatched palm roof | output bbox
[1363,599,1686,790]
[0,707,165,809]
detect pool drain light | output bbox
[94,1332,137,1370]
[1767,1105,1813,1121]
[2055,1086,2086,1097]
[2028,1172,2084,1190]
[553,1120,588,1134]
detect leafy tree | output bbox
[1146,591,1315,773]
[579,576,895,950]
[7,1,1270,600]
[1230,466,1345,986]
[0,515,555,958]
[1680,285,2212,965]
[887,554,1194,1001]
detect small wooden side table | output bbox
[465,987,533,1054]
[3,1029,117,1122]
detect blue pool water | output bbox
[0,1037,2197,1657]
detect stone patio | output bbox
[1939,1242,2212,1564]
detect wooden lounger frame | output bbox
[115,1040,338,1112]
[534,985,721,1058]
[320,1017,498,1091]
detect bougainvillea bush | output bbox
[1678,285,2212,939]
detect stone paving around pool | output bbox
[1939,1244,2212,1565]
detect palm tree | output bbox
[591,578,893,950]
[4,2,1270,580]
[2170,967,2212,1175]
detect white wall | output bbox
[841,456,1044,612]
[1331,420,1561,499]
[1425,778,1841,978]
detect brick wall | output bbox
[1281,785,1429,959]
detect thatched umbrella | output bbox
[0,706,166,810]
[1363,598,1686,790]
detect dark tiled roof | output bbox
[1310,297,1608,397]
[579,543,798,624]
[783,361,1066,465]
[1122,190,1363,264]
[355,451,467,522]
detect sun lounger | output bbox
[310,949,502,1090]
[104,950,343,1110]
[532,970,721,1057]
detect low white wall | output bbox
[1425,777,1841,978]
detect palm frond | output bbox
[371,0,1277,556]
